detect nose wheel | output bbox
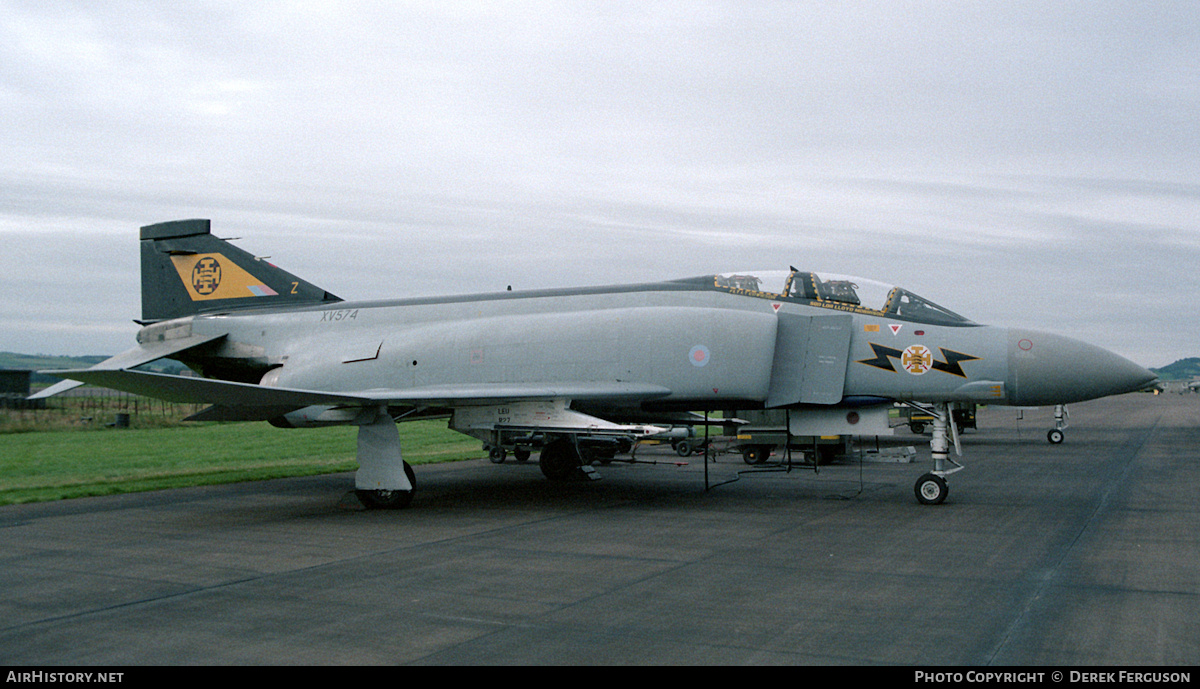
[1047,404,1068,444]
[915,473,948,505]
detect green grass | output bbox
[0,419,483,505]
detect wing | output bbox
[35,367,672,423]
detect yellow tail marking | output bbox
[169,253,278,301]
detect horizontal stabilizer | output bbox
[30,332,227,400]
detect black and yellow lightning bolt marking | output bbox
[859,343,903,372]
[857,343,980,377]
[930,348,981,378]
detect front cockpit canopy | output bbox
[713,269,971,325]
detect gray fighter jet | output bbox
[35,219,1157,506]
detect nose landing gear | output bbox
[913,401,963,505]
[1047,404,1068,444]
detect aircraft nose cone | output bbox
[1006,329,1157,406]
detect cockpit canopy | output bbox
[713,269,971,325]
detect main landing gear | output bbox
[356,461,416,509]
[538,435,601,482]
[913,401,963,505]
[354,409,417,510]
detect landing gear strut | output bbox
[913,401,962,505]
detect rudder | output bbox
[140,219,341,322]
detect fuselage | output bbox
[154,271,1155,417]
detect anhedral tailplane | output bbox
[139,219,341,323]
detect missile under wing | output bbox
[36,220,1157,507]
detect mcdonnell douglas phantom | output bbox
[35,219,1157,507]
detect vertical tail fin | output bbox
[140,219,341,322]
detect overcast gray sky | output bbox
[2,1,1198,368]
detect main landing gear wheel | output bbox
[539,437,583,481]
[1047,429,1064,444]
[914,473,948,505]
[357,461,416,509]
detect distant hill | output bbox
[1150,358,1200,381]
[0,352,109,369]
[0,352,108,384]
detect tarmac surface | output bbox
[1,393,1197,666]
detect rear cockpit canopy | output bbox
[713,269,971,325]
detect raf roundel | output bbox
[688,344,711,368]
